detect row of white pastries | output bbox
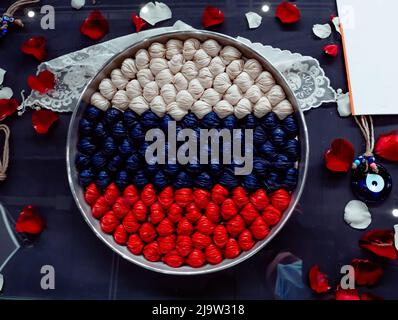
[90,38,294,120]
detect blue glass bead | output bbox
[104,108,122,125]
[283,167,298,191]
[174,171,193,189]
[119,138,134,156]
[79,118,93,136]
[93,122,107,139]
[77,137,96,155]
[181,113,198,128]
[351,163,392,204]
[354,159,361,166]
[164,163,179,177]
[272,127,286,147]
[283,115,298,138]
[102,137,117,157]
[242,174,260,192]
[160,114,173,131]
[123,110,138,128]
[274,154,292,171]
[263,172,281,193]
[130,122,145,142]
[253,126,267,146]
[132,170,148,189]
[243,114,257,129]
[367,156,376,164]
[261,112,279,132]
[91,152,107,171]
[75,153,91,170]
[126,154,141,172]
[219,169,239,189]
[284,139,300,161]
[107,155,123,172]
[253,158,270,177]
[96,171,111,190]
[112,121,127,139]
[79,169,94,187]
[141,111,159,129]
[115,170,130,190]
[194,172,213,190]
[85,105,102,121]
[153,170,168,190]
[223,115,237,130]
[258,141,277,160]
[202,112,221,129]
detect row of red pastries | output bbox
[84,183,291,268]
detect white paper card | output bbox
[337,0,398,115]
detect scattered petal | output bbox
[336,90,351,117]
[71,0,85,10]
[361,292,383,300]
[80,10,109,40]
[245,12,262,29]
[27,70,55,94]
[375,131,398,162]
[359,229,397,260]
[15,205,45,234]
[331,16,341,34]
[21,36,47,61]
[0,98,18,121]
[324,138,355,172]
[323,44,339,57]
[0,68,6,85]
[313,23,332,39]
[32,109,59,134]
[335,287,360,300]
[344,200,371,230]
[140,2,172,26]
[0,87,13,100]
[308,265,331,294]
[394,225,398,251]
[275,2,301,24]
[132,13,147,32]
[351,259,383,286]
[202,5,225,28]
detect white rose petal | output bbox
[245,12,262,29]
[344,200,372,230]
[312,23,332,39]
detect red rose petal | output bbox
[276,2,301,24]
[27,70,56,94]
[202,5,225,28]
[335,287,361,300]
[15,205,45,234]
[351,259,384,286]
[375,130,398,162]
[132,13,147,32]
[323,44,339,57]
[308,265,331,294]
[359,229,397,260]
[80,10,109,40]
[32,109,59,134]
[21,36,46,61]
[324,138,355,172]
[0,98,19,121]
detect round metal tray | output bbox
[66,30,309,275]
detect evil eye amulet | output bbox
[351,163,392,204]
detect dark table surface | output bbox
[0,0,397,300]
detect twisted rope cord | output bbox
[5,0,40,16]
[0,124,10,181]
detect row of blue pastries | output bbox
[76,106,300,192]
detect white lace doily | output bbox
[19,21,338,114]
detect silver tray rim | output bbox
[66,30,309,275]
